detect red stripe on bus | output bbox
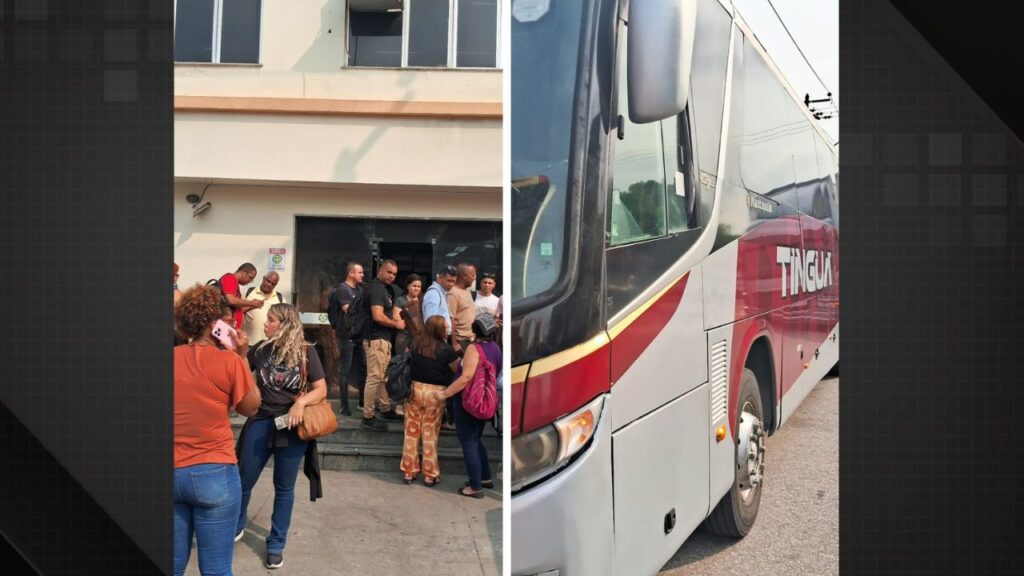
[610,274,689,384]
[511,377,525,437]
[520,344,611,435]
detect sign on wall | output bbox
[269,248,286,271]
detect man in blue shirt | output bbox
[422,264,458,344]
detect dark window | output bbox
[662,112,698,232]
[174,0,215,63]
[348,0,499,69]
[738,38,796,206]
[408,0,450,66]
[349,10,403,67]
[793,121,821,216]
[456,0,497,67]
[174,0,261,64]
[220,0,261,63]
[690,0,732,177]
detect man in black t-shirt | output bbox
[360,259,406,431]
[327,261,365,417]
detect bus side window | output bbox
[608,24,668,247]
[663,110,698,232]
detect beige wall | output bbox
[175,112,501,187]
[174,0,501,104]
[261,0,346,71]
[174,180,500,297]
[174,2,503,299]
[174,1,502,188]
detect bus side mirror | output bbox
[627,0,697,124]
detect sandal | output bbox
[459,486,485,499]
[424,476,440,487]
[403,475,416,485]
[465,480,494,489]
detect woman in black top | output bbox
[235,303,327,569]
[400,315,460,486]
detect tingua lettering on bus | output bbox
[776,247,833,298]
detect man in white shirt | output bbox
[243,272,284,344]
[475,272,500,318]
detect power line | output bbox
[765,0,836,108]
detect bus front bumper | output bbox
[511,404,614,576]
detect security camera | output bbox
[186,194,201,204]
[193,201,212,217]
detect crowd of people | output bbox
[327,260,502,497]
[173,258,503,574]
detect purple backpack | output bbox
[462,343,498,420]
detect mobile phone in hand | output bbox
[274,415,289,430]
[212,319,237,349]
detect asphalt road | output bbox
[660,376,839,576]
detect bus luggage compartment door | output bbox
[611,384,710,576]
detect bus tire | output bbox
[703,367,766,537]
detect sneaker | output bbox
[234,529,244,543]
[266,552,284,569]
[339,404,352,417]
[380,409,403,421]
[361,417,386,432]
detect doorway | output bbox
[377,241,434,282]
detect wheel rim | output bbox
[735,400,766,503]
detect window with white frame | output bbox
[347,0,499,68]
[175,0,262,64]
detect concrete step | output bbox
[230,399,502,474]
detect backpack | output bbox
[245,286,283,303]
[326,285,343,331]
[385,350,412,403]
[462,343,498,420]
[206,277,230,307]
[345,285,371,339]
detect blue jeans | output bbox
[174,463,242,576]
[236,417,309,555]
[453,397,492,490]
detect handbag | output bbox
[297,346,338,441]
[462,343,498,420]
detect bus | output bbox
[509,0,839,574]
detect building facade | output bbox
[174,0,502,319]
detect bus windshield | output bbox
[511,0,586,305]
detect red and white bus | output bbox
[510,0,838,574]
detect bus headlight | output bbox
[511,395,605,492]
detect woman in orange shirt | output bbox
[174,285,261,576]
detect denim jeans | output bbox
[452,397,492,490]
[236,418,309,555]
[174,463,242,576]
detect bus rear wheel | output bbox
[704,367,766,537]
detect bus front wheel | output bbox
[704,367,766,537]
